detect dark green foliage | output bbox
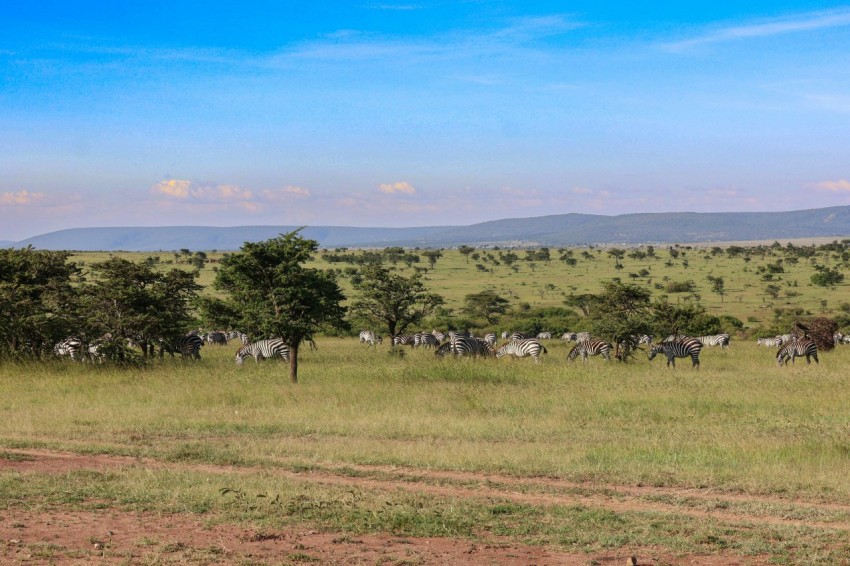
[79,257,202,359]
[0,247,81,359]
[584,281,653,360]
[811,266,844,287]
[462,290,510,324]
[212,230,348,382]
[652,301,720,338]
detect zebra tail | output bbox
[542,345,548,354]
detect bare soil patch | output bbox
[0,449,790,564]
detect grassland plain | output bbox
[70,242,850,331]
[3,338,850,563]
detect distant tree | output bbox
[350,264,444,341]
[212,231,348,383]
[458,245,475,263]
[422,250,443,269]
[462,290,510,324]
[584,281,653,361]
[708,275,726,302]
[811,266,844,287]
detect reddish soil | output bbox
[0,449,798,564]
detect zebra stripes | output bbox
[359,330,382,346]
[776,339,818,366]
[648,338,703,368]
[495,339,547,363]
[415,332,440,348]
[54,337,83,360]
[393,334,417,346]
[179,334,204,360]
[696,334,730,349]
[567,339,611,362]
[757,337,782,347]
[436,335,495,358]
[235,338,291,365]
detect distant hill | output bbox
[8,205,850,251]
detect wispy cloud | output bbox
[150,179,314,213]
[378,181,417,194]
[664,8,850,50]
[811,179,850,192]
[0,190,46,206]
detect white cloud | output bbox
[811,179,850,192]
[263,185,311,199]
[0,190,47,206]
[151,179,192,199]
[378,181,417,195]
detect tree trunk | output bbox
[289,342,299,383]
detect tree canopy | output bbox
[211,230,348,382]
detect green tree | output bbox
[80,257,202,361]
[0,247,81,358]
[707,275,726,302]
[350,264,444,340]
[462,290,510,324]
[584,281,653,360]
[811,266,844,287]
[458,245,475,263]
[422,250,443,269]
[212,231,348,383]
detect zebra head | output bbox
[235,346,250,365]
[647,345,662,361]
[567,344,580,361]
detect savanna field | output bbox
[3,242,850,564]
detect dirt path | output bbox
[1,448,823,564]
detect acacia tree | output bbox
[462,290,510,324]
[349,264,444,340]
[212,231,347,383]
[584,281,653,361]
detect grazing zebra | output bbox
[648,338,703,368]
[560,332,575,341]
[179,334,204,360]
[431,329,446,342]
[359,330,382,346]
[496,339,547,363]
[757,337,782,347]
[696,334,730,349]
[776,339,818,366]
[416,332,440,348]
[574,332,591,343]
[54,337,83,360]
[436,335,494,358]
[567,339,611,362]
[483,332,497,346]
[235,338,291,365]
[637,334,653,345]
[207,331,228,345]
[537,332,553,340]
[393,334,416,346]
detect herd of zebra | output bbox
[50,326,832,368]
[359,329,745,368]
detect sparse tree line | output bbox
[3,235,849,378]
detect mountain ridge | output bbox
[5,206,850,251]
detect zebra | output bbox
[393,334,416,346]
[179,334,204,360]
[637,334,653,345]
[359,330,382,346]
[777,334,799,345]
[537,332,553,340]
[567,339,611,362]
[54,337,83,360]
[648,338,703,368]
[501,331,510,340]
[696,334,730,349]
[431,329,446,342]
[574,332,591,342]
[510,332,536,340]
[560,332,575,341]
[235,338,291,365]
[437,335,494,358]
[483,332,497,346]
[776,339,818,366]
[226,330,249,345]
[757,337,782,347]
[416,332,440,348]
[495,339,547,363]
[207,331,228,345]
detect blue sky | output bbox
[2,1,850,240]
